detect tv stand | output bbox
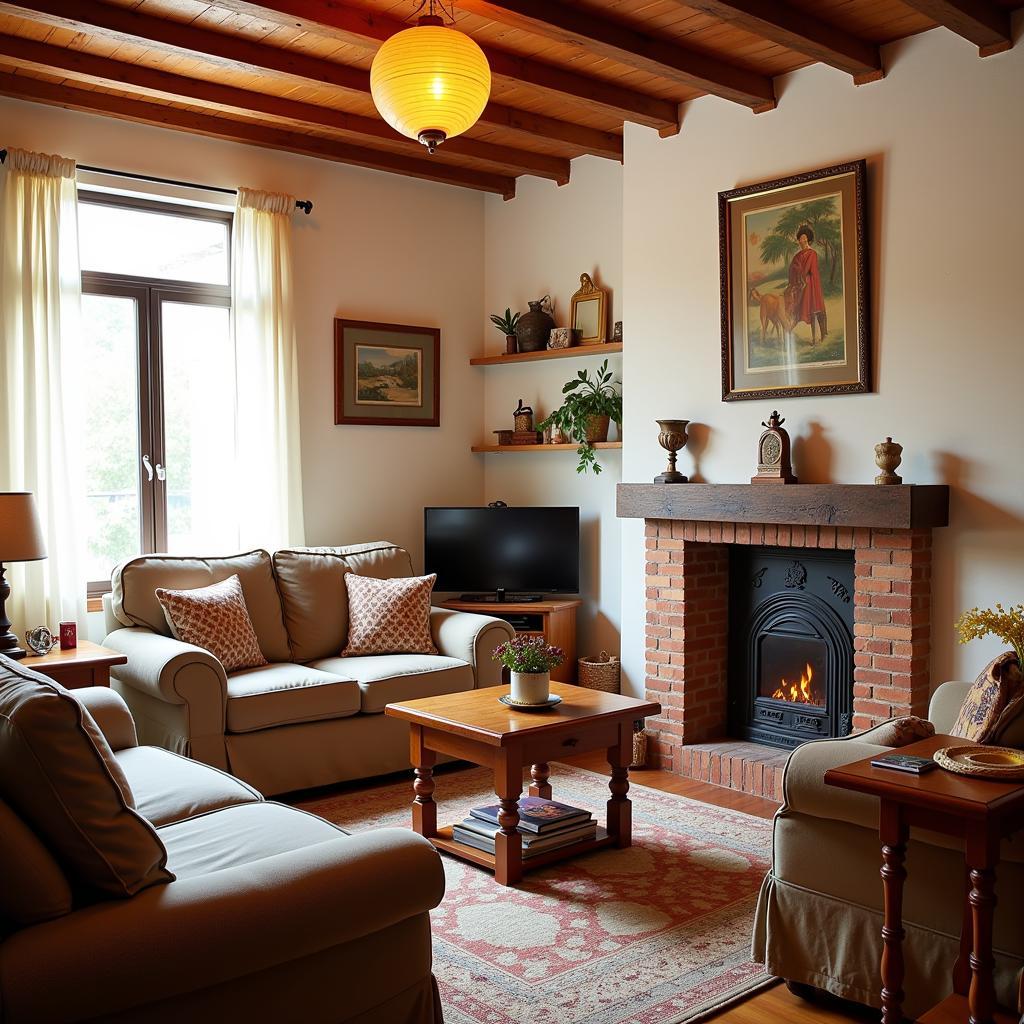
[440,597,581,684]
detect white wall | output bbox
[483,157,623,658]
[620,27,1024,697]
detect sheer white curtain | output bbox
[232,187,305,549]
[0,148,86,629]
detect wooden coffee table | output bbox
[385,682,661,885]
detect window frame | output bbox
[79,192,232,597]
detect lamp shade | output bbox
[371,22,491,152]
[0,492,47,562]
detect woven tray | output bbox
[933,744,1024,780]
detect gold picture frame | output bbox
[570,272,608,346]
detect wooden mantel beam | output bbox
[0,72,519,198]
[205,0,680,132]
[456,0,777,112]
[678,0,884,83]
[897,0,1013,56]
[0,33,571,183]
[1,0,623,158]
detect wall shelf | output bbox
[472,442,622,453]
[470,342,622,366]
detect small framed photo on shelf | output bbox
[334,319,440,426]
[719,159,870,402]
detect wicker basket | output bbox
[630,728,648,770]
[578,650,620,693]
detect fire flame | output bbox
[771,662,818,704]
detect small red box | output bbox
[59,621,77,650]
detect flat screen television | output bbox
[424,506,579,598]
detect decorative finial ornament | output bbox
[751,410,797,485]
[874,436,903,485]
[654,420,689,484]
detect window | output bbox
[79,193,234,593]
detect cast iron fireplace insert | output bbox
[728,546,855,750]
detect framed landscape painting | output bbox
[334,319,440,426]
[719,160,870,402]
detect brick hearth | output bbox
[641,519,934,797]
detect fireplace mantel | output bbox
[617,483,948,530]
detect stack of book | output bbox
[453,797,596,859]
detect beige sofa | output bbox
[102,542,514,795]
[753,680,1024,1018]
[0,665,445,1024]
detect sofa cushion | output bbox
[342,573,438,657]
[116,746,263,827]
[159,802,349,879]
[952,651,1024,743]
[225,663,361,733]
[111,549,291,663]
[0,798,73,926]
[0,655,173,897]
[273,542,414,662]
[311,654,474,714]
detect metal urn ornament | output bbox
[874,436,903,484]
[514,296,555,353]
[752,411,797,484]
[24,626,58,656]
[654,419,689,484]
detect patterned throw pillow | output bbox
[156,574,268,673]
[951,652,1024,744]
[870,716,936,747]
[342,573,438,657]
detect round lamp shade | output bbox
[371,24,491,151]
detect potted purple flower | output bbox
[492,635,565,705]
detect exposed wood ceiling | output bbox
[0,0,1018,199]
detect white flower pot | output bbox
[510,671,550,705]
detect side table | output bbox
[22,639,126,689]
[825,734,1024,1024]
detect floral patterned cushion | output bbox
[342,573,438,657]
[951,652,1024,744]
[870,716,935,747]
[156,574,268,673]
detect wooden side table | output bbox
[825,734,1024,1024]
[22,639,126,689]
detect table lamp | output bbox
[0,492,47,660]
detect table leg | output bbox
[494,750,523,886]
[965,832,999,1024]
[529,762,552,799]
[879,801,908,1024]
[607,726,632,849]
[410,725,437,839]
[953,868,972,997]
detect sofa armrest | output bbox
[103,627,227,738]
[0,828,444,1023]
[75,687,138,751]
[431,607,515,689]
[929,680,972,734]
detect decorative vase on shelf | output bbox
[584,414,610,444]
[515,296,555,352]
[874,436,903,484]
[510,671,550,705]
[505,334,517,355]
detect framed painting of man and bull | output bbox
[719,160,870,401]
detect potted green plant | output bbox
[489,308,521,355]
[492,635,565,705]
[538,359,622,474]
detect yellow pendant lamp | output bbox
[371,1,491,155]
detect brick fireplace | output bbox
[617,484,949,800]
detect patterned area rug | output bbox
[298,764,776,1024]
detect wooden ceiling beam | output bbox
[678,0,884,83]
[2,0,622,158]
[0,71,518,197]
[205,0,680,132]
[0,33,570,183]
[456,0,776,111]
[896,0,1012,56]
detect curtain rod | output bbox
[0,150,313,214]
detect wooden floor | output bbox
[563,750,870,1024]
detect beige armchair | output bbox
[753,680,1024,1018]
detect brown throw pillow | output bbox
[156,573,268,672]
[0,656,173,898]
[342,573,438,656]
[870,716,936,747]
[952,651,1024,744]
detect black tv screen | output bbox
[424,506,580,595]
